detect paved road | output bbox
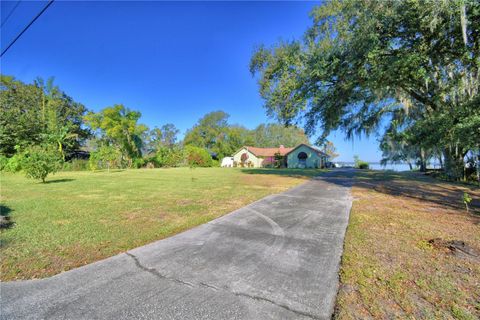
[1,170,353,320]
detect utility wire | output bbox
[1,1,21,28]
[1,0,54,58]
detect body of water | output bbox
[337,162,441,172]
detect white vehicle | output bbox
[221,157,234,167]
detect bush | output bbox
[354,155,369,169]
[211,159,220,167]
[4,154,23,172]
[155,146,184,167]
[62,159,89,171]
[21,145,63,182]
[0,155,8,171]
[357,161,369,169]
[184,145,213,167]
[89,145,122,171]
[132,157,146,169]
[262,157,274,168]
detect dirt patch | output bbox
[428,238,480,262]
[0,215,13,229]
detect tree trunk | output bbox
[419,148,427,172]
[476,147,480,186]
[443,148,465,181]
[407,162,413,171]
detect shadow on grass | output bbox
[92,169,125,174]
[241,168,325,179]
[325,169,480,217]
[0,204,14,229]
[44,178,75,184]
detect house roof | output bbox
[284,144,328,157]
[236,146,294,157]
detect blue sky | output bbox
[1,1,383,162]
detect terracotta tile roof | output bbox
[244,146,294,157]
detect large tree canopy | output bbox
[252,123,309,148]
[84,104,148,163]
[183,111,311,158]
[0,75,88,157]
[183,111,233,158]
[250,0,479,178]
[146,123,180,153]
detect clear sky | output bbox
[1,0,384,162]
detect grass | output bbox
[0,167,319,281]
[334,170,480,319]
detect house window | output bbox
[298,152,307,166]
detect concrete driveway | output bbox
[1,170,353,320]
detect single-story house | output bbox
[232,145,293,168]
[231,144,328,168]
[285,144,328,169]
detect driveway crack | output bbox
[125,254,320,319]
[125,252,194,287]
[232,292,321,320]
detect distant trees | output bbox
[250,0,480,180]
[1,73,318,176]
[148,124,180,150]
[251,123,309,148]
[322,141,339,161]
[183,111,311,159]
[0,75,88,158]
[183,111,233,159]
[84,104,148,167]
[88,145,122,172]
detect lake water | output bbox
[337,162,441,172]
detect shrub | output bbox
[0,155,8,171]
[21,145,63,183]
[89,145,122,171]
[184,145,212,167]
[211,159,220,167]
[354,155,369,169]
[132,157,146,169]
[357,161,369,169]
[155,146,184,167]
[262,157,274,168]
[3,154,23,172]
[62,159,89,171]
[463,192,472,212]
[274,152,283,168]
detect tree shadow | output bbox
[323,169,480,218]
[0,204,14,229]
[241,168,325,179]
[92,169,125,174]
[44,178,75,184]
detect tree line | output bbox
[0,75,310,181]
[250,0,479,181]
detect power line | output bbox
[1,0,54,58]
[1,1,21,28]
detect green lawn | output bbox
[0,167,318,281]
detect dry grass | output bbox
[335,170,480,320]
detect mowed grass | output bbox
[335,170,480,319]
[0,167,316,281]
